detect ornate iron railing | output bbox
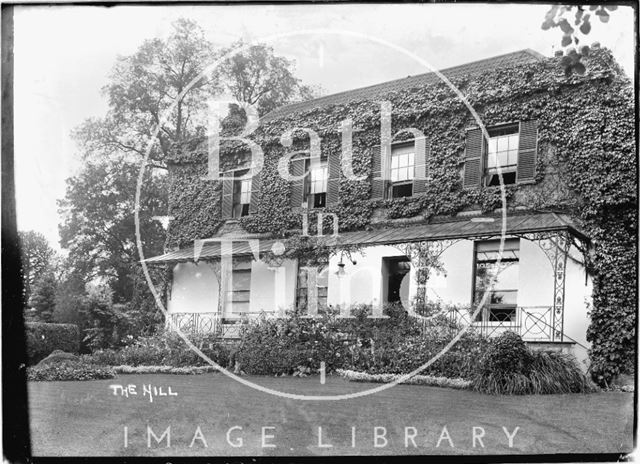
[168,306,558,342]
[419,306,556,342]
[166,311,279,338]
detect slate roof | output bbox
[262,49,545,122]
[144,212,586,264]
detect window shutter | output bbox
[517,120,538,183]
[289,158,305,208]
[371,145,386,200]
[248,171,261,214]
[221,177,234,219]
[413,137,429,195]
[463,128,483,188]
[327,154,340,204]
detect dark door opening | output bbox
[383,256,411,305]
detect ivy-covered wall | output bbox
[166,48,636,384]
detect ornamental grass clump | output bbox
[472,331,595,395]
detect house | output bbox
[145,47,634,368]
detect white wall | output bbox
[168,258,298,316]
[562,246,592,366]
[248,259,298,314]
[168,261,219,314]
[326,245,416,308]
[167,238,592,362]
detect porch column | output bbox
[525,232,570,342]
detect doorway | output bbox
[382,256,411,306]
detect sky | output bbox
[13,3,636,249]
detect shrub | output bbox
[472,332,595,395]
[84,331,232,368]
[236,308,349,375]
[27,361,115,381]
[235,303,487,378]
[347,329,489,380]
[26,322,80,365]
[37,350,80,366]
[479,330,532,375]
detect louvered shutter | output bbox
[327,154,340,204]
[413,137,429,195]
[463,128,483,188]
[221,176,234,219]
[248,170,261,214]
[371,145,386,200]
[289,158,306,208]
[517,120,538,183]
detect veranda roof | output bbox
[143,212,587,265]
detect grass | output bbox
[28,373,633,457]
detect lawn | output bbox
[28,373,634,456]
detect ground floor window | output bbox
[473,238,520,322]
[296,265,328,312]
[225,259,251,313]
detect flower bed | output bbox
[112,365,220,375]
[336,369,471,390]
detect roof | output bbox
[262,49,545,122]
[144,212,586,265]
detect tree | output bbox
[218,39,321,116]
[58,160,167,303]
[53,272,86,325]
[541,4,619,74]
[72,18,221,168]
[62,18,319,328]
[18,230,55,306]
[28,271,57,322]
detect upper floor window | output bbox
[232,169,251,218]
[304,160,328,208]
[485,125,519,186]
[388,143,415,198]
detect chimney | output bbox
[592,42,601,50]
[554,50,564,57]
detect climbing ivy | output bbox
[166,48,635,384]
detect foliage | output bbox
[37,350,80,366]
[336,369,471,390]
[58,161,168,304]
[73,18,219,168]
[27,361,115,381]
[29,270,58,322]
[235,302,487,379]
[167,48,635,385]
[347,323,489,380]
[25,322,80,365]
[477,330,531,375]
[112,365,219,375]
[219,39,320,116]
[235,308,348,376]
[52,272,86,325]
[18,230,55,306]
[84,331,231,368]
[541,5,618,74]
[471,332,594,395]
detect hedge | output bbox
[26,322,80,365]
